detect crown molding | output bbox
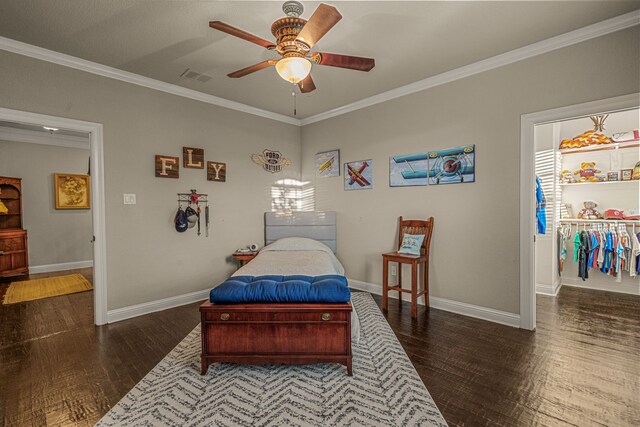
[1,10,637,128]
[0,36,301,126]
[300,9,640,126]
[0,126,90,149]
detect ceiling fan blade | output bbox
[298,74,316,93]
[311,52,375,72]
[209,21,276,50]
[295,4,342,49]
[227,60,277,78]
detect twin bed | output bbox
[200,212,358,375]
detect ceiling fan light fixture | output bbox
[275,57,311,84]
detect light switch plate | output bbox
[123,194,136,205]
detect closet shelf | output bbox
[559,140,639,155]
[560,180,639,187]
[558,218,639,224]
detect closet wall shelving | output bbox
[560,181,638,187]
[554,114,640,295]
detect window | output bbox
[271,179,315,213]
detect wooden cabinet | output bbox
[0,176,29,278]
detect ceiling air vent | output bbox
[180,68,213,83]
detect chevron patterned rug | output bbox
[96,293,448,426]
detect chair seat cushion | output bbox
[210,275,350,304]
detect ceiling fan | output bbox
[209,1,375,93]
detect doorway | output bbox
[0,107,107,325]
[519,93,640,330]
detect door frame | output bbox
[519,93,639,330]
[0,107,107,325]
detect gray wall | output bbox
[0,26,637,316]
[0,140,93,266]
[0,50,301,310]
[300,27,640,314]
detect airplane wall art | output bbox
[315,149,340,177]
[427,145,475,185]
[389,153,429,187]
[344,159,373,190]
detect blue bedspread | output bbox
[210,275,350,304]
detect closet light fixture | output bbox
[275,57,311,84]
[43,126,59,132]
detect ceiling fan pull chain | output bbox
[292,91,297,116]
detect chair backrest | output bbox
[397,216,435,256]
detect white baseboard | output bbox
[29,260,93,274]
[107,288,210,323]
[348,278,521,328]
[561,277,640,296]
[536,281,562,296]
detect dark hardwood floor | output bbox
[380,288,640,427]
[1,271,638,426]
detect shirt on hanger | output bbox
[574,231,581,263]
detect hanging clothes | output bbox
[636,232,640,275]
[578,230,591,281]
[557,228,563,275]
[601,231,614,274]
[588,231,599,269]
[573,230,581,263]
[557,225,569,275]
[631,232,640,277]
[597,229,605,267]
[536,176,547,235]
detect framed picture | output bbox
[621,169,633,181]
[427,145,475,185]
[315,150,340,177]
[389,153,428,187]
[607,171,619,181]
[54,173,91,209]
[344,160,373,190]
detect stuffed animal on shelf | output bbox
[573,162,602,182]
[577,201,603,220]
[560,169,576,184]
[559,130,612,149]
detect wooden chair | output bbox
[382,216,434,319]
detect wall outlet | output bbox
[390,265,397,276]
[123,194,136,205]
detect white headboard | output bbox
[265,211,337,253]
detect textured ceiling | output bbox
[0,1,638,118]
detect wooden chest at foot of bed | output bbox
[200,302,352,375]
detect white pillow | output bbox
[398,233,424,256]
[262,237,332,253]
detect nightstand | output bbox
[232,251,258,267]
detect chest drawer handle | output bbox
[0,251,4,256]
[322,313,331,321]
[220,313,230,321]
